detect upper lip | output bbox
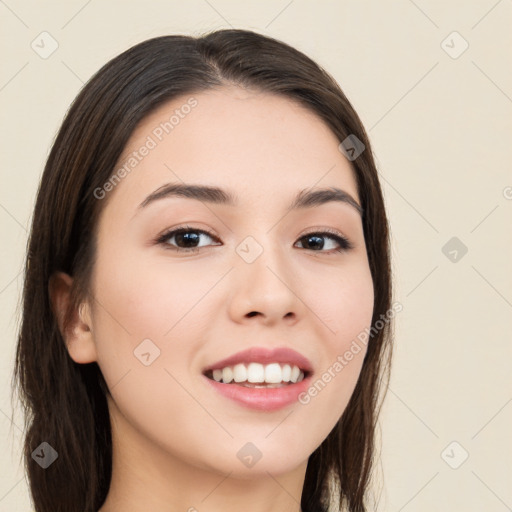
[203,346,313,374]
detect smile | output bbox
[204,362,307,386]
[202,347,314,411]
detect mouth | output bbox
[203,363,311,388]
[201,347,314,411]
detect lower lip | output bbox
[202,374,312,411]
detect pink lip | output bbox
[203,346,313,373]
[201,346,314,411]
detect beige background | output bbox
[1,1,511,511]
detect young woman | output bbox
[13,29,394,512]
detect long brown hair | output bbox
[12,29,393,512]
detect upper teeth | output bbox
[211,363,305,384]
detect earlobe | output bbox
[48,271,98,364]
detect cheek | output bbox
[88,245,225,398]
[91,245,225,344]
[312,261,375,346]
[297,262,374,426]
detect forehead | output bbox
[104,86,360,217]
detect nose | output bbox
[227,239,303,327]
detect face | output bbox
[83,86,374,478]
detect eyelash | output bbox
[155,225,354,254]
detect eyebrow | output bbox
[137,183,363,216]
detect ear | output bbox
[49,271,98,364]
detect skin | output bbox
[51,85,374,512]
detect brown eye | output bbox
[295,231,353,253]
[157,226,221,252]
